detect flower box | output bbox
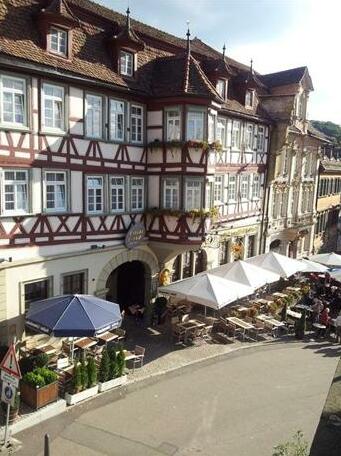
[65,385,99,406]
[98,375,127,393]
[20,381,58,410]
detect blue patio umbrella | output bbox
[26,294,122,337]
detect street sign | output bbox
[1,369,19,388]
[0,344,21,379]
[1,382,16,407]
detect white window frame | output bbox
[44,170,67,213]
[120,50,134,76]
[131,177,145,211]
[245,90,254,108]
[240,174,249,200]
[41,83,65,133]
[110,176,125,213]
[130,104,143,144]
[216,117,226,148]
[1,169,29,215]
[85,94,103,139]
[165,107,181,141]
[214,175,224,204]
[86,175,104,214]
[227,175,237,201]
[231,121,241,150]
[257,126,265,152]
[184,178,203,211]
[49,27,68,57]
[110,99,125,142]
[186,109,205,141]
[163,177,180,209]
[0,75,27,128]
[252,174,260,199]
[216,79,226,100]
[245,124,254,151]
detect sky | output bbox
[99,0,340,125]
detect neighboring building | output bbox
[314,146,341,253]
[260,70,327,258]
[0,0,325,343]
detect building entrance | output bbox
[106,261,146,311]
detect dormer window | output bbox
[245,90,254,108]
[120,50,134,76]
[216,79,227,100]
[49,27,68,57]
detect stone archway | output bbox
[96,248,159,306]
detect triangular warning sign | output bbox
[0,344,22,379]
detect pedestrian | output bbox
[335,312,341,344]
[319,306,331,337]
[312,297,323,323]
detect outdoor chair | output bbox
[226,323,243,340]
[132,345,145,370]
[172,324,186,344]
[181,314,190,323]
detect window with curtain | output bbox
[240,175,249,199]
[131,177,144,211]
[45,171,66,212]
[49,27,68,56]
[245,124,253,150]
[257,126,265,151]
[252,174,260,198]
[3,170,28,214]
[185,179,202,210]
[0,75,26,126]
[110,176,125,212]
[186,110,204,141]
[228,175,236,201]
[163,177,179,209]
[87,176,103,213]
[231,121,240,149]
[42,83,64,131]
[216,118,226,147]
[120,50,133,76]
[214,175,223,204]
[110,99,125,141]
[85,94,102,138]
[131,105,143,143]
[166,108,181,141]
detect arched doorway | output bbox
[269,239,281,253]
[106,261,145,311]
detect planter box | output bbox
[65,385,98,406]
[20,381,58,410]
[98,375,127,393]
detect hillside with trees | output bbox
[311,120,341,145]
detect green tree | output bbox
[73,361,82,393]
[98,348,110,383]
[87,356,97,388]
[80,358,88,390]
[116,348,126,377]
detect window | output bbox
[214,175,223,203]
[24,278,51,313]
[282,149,290,175]
[131,177,144,211]
[216,79,226,99]
[85,94,102,139]
[240,174,249,199]
[110,176,125,212]
[252,174,260,199]
[245,90,254,108]
[228,175,236,200]
[163,177,179,209]
[62,271,86,294]
[208,113,216,142]
[247,235,255,258]
[245,124,254,150]
[185,178,202,210]
[257,126,265,152]
[110,99,125,141]
[281,191,288,217]
[186,110,204,141]
[131,105,143,143]
[87,176,103,213]
[219,240,229,265]
[166,108,181,141]
[216,118,226,147]
[231,121,240,149]
[49,27,68,56]
[42,83,64,131]
[0,75,26,126]
[120,50,133,76]
[182,251,192,279]
[2,170,28,214]
[44,171,66,212]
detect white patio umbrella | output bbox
[208,260,280,289]
[309,252,341,267]
[245,251,306,278]
[330,269,341,282]
[158,273,254,310]
[299,258,329,273]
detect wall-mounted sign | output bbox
[125,222,146,249]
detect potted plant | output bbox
[98,347,127,393]
[21,367,59,410]
[65,358,98,406]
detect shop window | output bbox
[247,235,255,258]
[23,277,52,313]
[62,271,87,294]
[219,240,229,265]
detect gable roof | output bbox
[260,66,308,88]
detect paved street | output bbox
[17,341,340,456]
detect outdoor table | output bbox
[263,318,286,337]
[74,337,97,350]
[236,306,248,312]
[255,299,274,306]
[286,286,301,292]
[34,344,57,356]
[287,309,302,319]
[177,320,205,342]
[273,292,288,299]
[256,314,272,322]
[294,304,312,313]
[226,317,255,341]
[96,331,119,344]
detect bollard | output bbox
[44,434,50,456]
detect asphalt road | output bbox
[17,341,340,456]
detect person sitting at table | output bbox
[312,298,324,323]
[319,306,331,337]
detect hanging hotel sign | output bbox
[125,222,146,249]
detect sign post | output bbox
[0,345,21,448]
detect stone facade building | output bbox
[0,0,327,343]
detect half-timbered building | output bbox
[0,0,324,342]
